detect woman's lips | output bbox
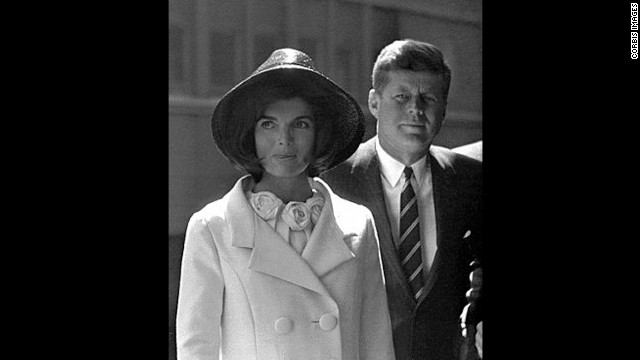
[273,154,296,160]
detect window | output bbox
[169,24,185,85]
[251,0,286,69]
[210,32,236,88]
[254,35,280,68]
[371,6,399,64]
[298,37,318,62]
[297,0,328,71]
[332,1,364,100]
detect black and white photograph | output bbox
[169,1,483,359]
[12,1,637,359]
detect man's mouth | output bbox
[400,123,427,129]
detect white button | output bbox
[274,317,293,334]
[319,314,337,331]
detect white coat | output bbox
[176,176,395,360]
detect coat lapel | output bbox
[249,218,331,297]
[226,176,255,248]
[301,179,355,278]
[226,176,332,298]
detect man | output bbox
[321,39,482,360]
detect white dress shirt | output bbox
[376,138,438,279]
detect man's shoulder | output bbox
[320,138,377,202]
[324,138,376,176]
[431,145,482,173]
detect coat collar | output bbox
[302,178,355,277]
[225,175,354,295]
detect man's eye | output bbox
[394,94,409,102]
[295,120,311,129]
[416,94,437,103]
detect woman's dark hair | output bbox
[224,75,339,182]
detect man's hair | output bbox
[225,77,337,182]
[371,39,451,102]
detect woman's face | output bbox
[255,97,315,179]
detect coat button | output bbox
[274,317,293,334]
[319,314,337,331]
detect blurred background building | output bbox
[169,0,481,357]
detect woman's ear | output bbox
[368,89,380,119]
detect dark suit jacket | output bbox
[321,137,482,360]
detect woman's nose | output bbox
[277,126,293,145]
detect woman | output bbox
[176,48,395,360]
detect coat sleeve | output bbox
[359,211,396,360]
[176,213,224,360]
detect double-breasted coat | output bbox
[176,175,395,360]
[321,138,483,360]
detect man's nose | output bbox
[407,97,426,117]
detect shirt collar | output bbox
[375,137,429,187]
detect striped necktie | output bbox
[398,166,424,302]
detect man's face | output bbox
[369,69,447,163]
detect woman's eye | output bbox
[258,120,276,129]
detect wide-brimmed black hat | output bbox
[211,48,365,174]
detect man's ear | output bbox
[368,89,379,118]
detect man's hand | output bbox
[475,321,483,358]
[460,262,483,359]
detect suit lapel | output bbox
[417,148,455,306]
[226,175,332,298]
[430,147,457,249]
[361,143,458,308]
[356,139,416,305]
[431,150,447,249]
